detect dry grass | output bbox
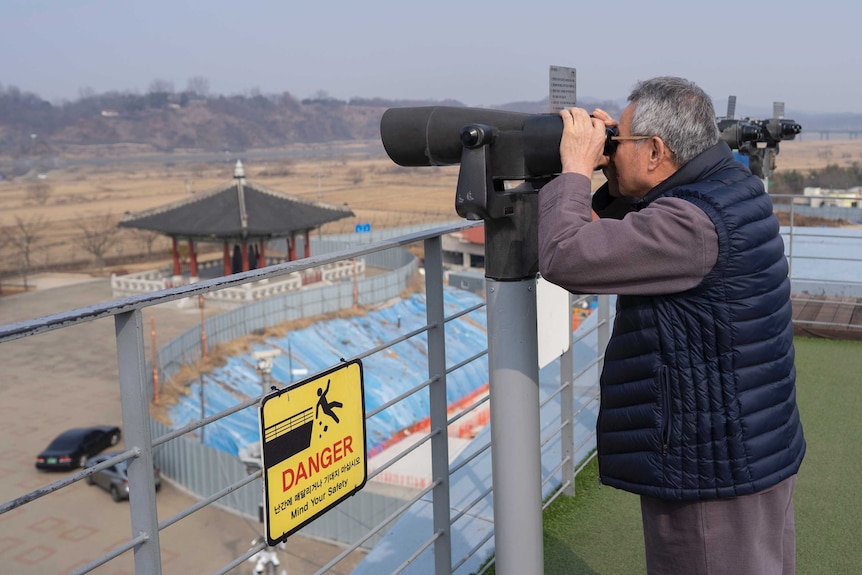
[6,137,860,421]
[0,144,460,278]
[2,138,861,280]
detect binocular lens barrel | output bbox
[380,106,532,167]
[380,106,622,178]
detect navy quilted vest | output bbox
[598,149,805,500]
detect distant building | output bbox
[442,226,485,269]
[799,187,862,208]
[112,161,358,305]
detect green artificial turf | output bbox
[480,337,862,575]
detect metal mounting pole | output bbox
[484,195,544,575]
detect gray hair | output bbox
[627,76,719,165]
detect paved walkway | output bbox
[0,275,364,574]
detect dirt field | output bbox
[2,137,862,288]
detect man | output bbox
[537,76,805,575]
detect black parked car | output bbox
[85,452,161,501]
[35,425,122,470]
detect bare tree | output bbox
[26,181,51,205]
[186,76,210,97]
[148,78,174,94]
[78,86,96,100]
[132,228,164,258]
[347,167,365,185]
[75,212,119,272]
[1,216,44,291]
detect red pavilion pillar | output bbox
[223,241,231,276]
[171,237,181,277]
[188,239,198,279]
[304,230,311,259]
[258,240,265,268]
[288,232,296,261]
[241,241,249,272]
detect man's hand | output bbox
[559,107,607,177]
[591,108,621,197]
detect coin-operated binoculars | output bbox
[717,96,802,179]
[382,105,599,575]
[381,106,618,279]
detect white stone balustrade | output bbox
[109,259,365,307]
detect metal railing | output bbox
[0,221,610,575]
[774,194,862,334]
[2,205,856,574]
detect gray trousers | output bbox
[640,475,797,575]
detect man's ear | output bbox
[648,137,676,172]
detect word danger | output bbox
[282,436,354,492]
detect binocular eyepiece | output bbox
[602,125,621,156]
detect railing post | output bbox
[561,293,575,497]
[597,295,611,372]
[423,236,452,575]
[115,310,162,574]
[789,197,796,279]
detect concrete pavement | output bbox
[0,275,365,574]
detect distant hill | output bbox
[1,86,860,157]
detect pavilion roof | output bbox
[119,174,353,240]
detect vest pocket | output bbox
[658,366,671,455]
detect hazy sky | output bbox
[2,0,859,115]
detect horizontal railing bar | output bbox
[445,349,488,376]
[573,392,600,419]
[70,532,149,575]
[447,394,490,427]
[782,230,862,239]
[795,319,862,330]
[542,456,571,489]
[0,221,476,343]
[159,469,262,530]
[367,428,441,481]
[574,450,598,477]
[452,529,495,573]
[792,297,861,305]
[211,540,266,575]
[572,320,600,344]
[312,480,440,575]
[786,255,862,263]
[541,451,600,515]
[790,280,862,289]
[153,397,259,447]
[541,421,566,450]
[366,377,434,419]
[443,301,486,323]
[392,530,443,574]
[574,431,598,456]
[449,439,492,477]
[1,448,139,514]
[574,357,602,381]
[450,484,494,526]
[353,323,434,363]
[542,479,573,510]
[540,380,570,409]
[455,450,600,574]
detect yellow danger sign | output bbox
[259,359,366,545]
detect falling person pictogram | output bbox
[316,379,343,425]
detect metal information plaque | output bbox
[549,65,577,113]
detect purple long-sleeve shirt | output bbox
[537,173,718,296]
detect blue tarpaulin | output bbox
[169,288,489,456]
